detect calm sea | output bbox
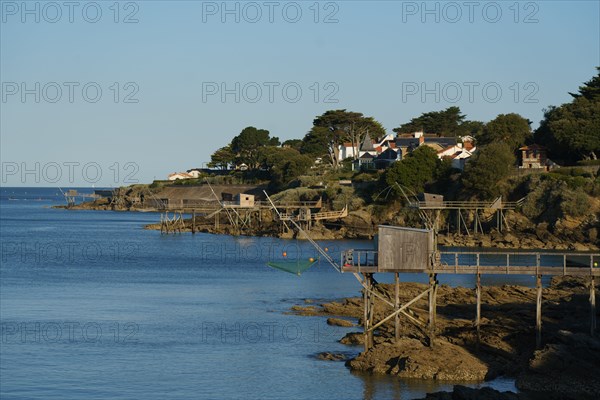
[0,187,517,399]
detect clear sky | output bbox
[1,0,599,186]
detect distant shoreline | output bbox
[54,200,599,252]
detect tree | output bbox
[393,107,471,137]
[208,145,235,170]
[535,68,600,162]
[569,66,600,101]
[461,120,485,138]
[230,126,280,168]
[385,146,441,195]
[300,126,332,159]
[258,147,313,189]
[461,142,516,199]
[478,113,532,151]
[301,110,386,168]
[282,139,303,151]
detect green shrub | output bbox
[551,167,592,178]
[546,173,589,189]
[560,189,590,217]
[149,181,167,189]
[352,172,379,183]
[520,176,592,220]
[271,187,322,203]
[577,159,600,166]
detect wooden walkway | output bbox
[406,196,526,234]
[408,197,524,210]
[279,206,348,222]
[139,199,323,213]
[339,248,598,351]
[340,250,600,276]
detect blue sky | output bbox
[1,0,599,186]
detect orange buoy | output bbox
[324,247,329,252]
[283,252,287,258]
[309,257,315,262]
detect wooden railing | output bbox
[279,206,347,221]
[340,249,600,276]
[312,206,348,220]
[408,198,525,210]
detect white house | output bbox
[437,139,477,170]
[168,172,195,181]
[168,168,203,181]
[337,133,396,162]
[339,142,357,160]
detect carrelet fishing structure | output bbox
[264,191,599,352]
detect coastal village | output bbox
[64,69,600,400]
[5,2,598,400]
[169,130,479,179]
[78,71,599,252]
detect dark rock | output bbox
[327,318,354,327]
[339,332,364,345]
[420,385,521,400]
[316,352,347,361]
[535,223,550,241]
[516,332,600,399]
[347,339,488,381]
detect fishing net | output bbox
[267,259,317,276]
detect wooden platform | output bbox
[341,248,598,351]
[340,250,600,276]
[408,198,523,210]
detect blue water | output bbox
[1,188,518,399]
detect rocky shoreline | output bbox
[57,194,599,251]
[141,214,599,251]
[290,277,600,400]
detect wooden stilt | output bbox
[363,274,370,352]
[395,272,400,341]
[476,273,481,347]
[368,276,374,349]
[433,275,438,327]
[461,211,470,236]
[503,210,510,232]
[536,274,542,348]
[428,273,437,347]
[192,209,196,234]
[591,275,596,337]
